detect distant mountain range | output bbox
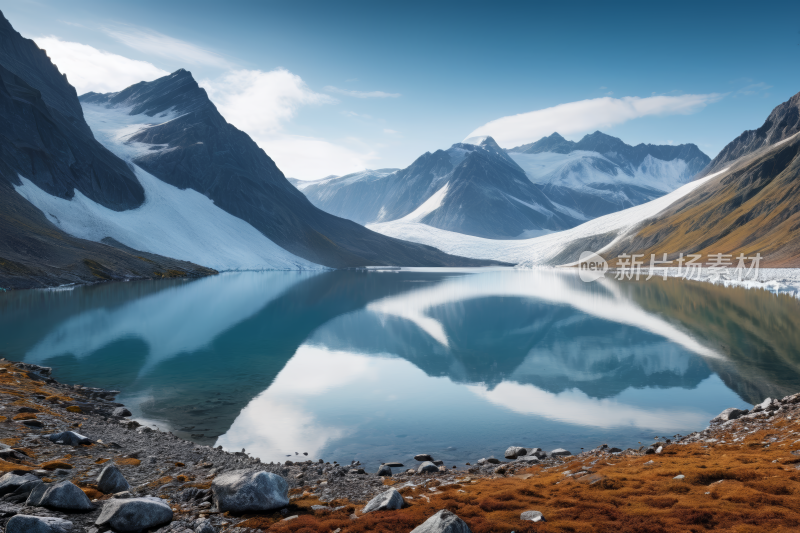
[296,131,710,239]
[369,89,800,269]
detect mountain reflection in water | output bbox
[1,269,798,468]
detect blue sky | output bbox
[3,0,799,179]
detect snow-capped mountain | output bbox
[299,137,583,239]
[296,133,708,239]
[74,71,495,269]
[506,131,710,220]
[0,11,216,289]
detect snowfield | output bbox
[368,168,729,266]
[14,104,319,271]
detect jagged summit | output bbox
[701,89,800,176]
[509,130,709,169]
[80,68,212,116]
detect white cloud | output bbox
[324,86,401,98]
[201,69,376,179]
[201,69,335,135]
[383,128,398,134]
[259,135,377,180]
[466,93,724,148]
[33,36,169,94]
[103,26,231,68]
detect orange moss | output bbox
[114,457,141,467]
[82,487,104,499]
[175,461,185,467]
[95,458,109,464]
[0,438,20,446]
[40,461,73,471]
[12,413,36,420]
[66,406,82,413]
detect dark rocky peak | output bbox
[507,132,576,154]
[0,10,91,137]
[80,69,214,117]
[574,131,629,154]
[701,90,800,176]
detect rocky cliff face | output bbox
[0,13,143,210]
[701,91,800,176]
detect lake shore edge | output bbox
[1,359,800,532]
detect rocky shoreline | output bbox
[0,359,799,532]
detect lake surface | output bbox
[2,268,800,469]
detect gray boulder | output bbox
[417,461,440,474]
[0,473,39,496]
[514,455,541,463]
[414,454,434,462]
[526,447,546,458]
[550,448,572,457]
[410,509,472,532]
[504,446,526,459]
[486,457,501,464]
[44,432,92,446]
[384,462,404,468]
[362,488,404,513]
[26,481,95,511]
[212,469,288,512]
[711,408,745,424]
[97,464,130,494]
[112,407,132,417]
[95,496,172,532]
[4,479,43,503]
[6,515,73,533]
[377,464,392,477]
[521,510,546,522]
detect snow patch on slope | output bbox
[368,168,728,266]
[15,102,319,271]
[398,182,450,223]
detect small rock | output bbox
[377,465,392,477]
[711,408,745,424]
[22,420,44,428]
[432,460,444,466]
[417,462,440,474]
[97,464,130,494]
[95,496,173,532]
[608,447,623,453]
[550,448,572,457]
[112,407,132,418]
[504,446,526,459]
[6,515,73,533]
[410,509,473,532]
[362,488,405,513]
[414,454,434,462]
[212,469,289,512]
[44,432,92,446]
[196,521,216,533]
[656,446,663,454]
[486,457,500,464]
[674,474,685,480]
[514,455,541,463]
[27,481,95,511]
[520,510,546,522]
[477,458,487,465]
[384,462,404,468]
[17,407,39,414]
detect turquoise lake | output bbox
[2,268,799,469]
